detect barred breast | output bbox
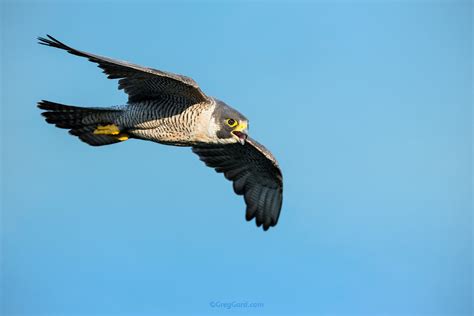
[117,95,216,146]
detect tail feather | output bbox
[38,100,126,146]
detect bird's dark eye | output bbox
[226,119,238,127]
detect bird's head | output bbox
[212,100,249,145]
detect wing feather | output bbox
[38,35,209,104]
[192,138,283,231]
[256,187,269,227]
[233,173,250,194]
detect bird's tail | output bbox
[38,100,129,146]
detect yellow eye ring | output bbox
[226,118,238,127]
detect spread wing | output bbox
[192,138,283,231]
[38,35,209,105]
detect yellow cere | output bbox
[233,121,248,132]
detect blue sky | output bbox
[1,1,472,315]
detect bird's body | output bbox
[38,35,283,231]
[117,98,213,146]
[118,98,238,146]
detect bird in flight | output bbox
[37,35,283,231]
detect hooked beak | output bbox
[232,121,248,145]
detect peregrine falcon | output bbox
[37,35,283,231]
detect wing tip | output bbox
[247,212,277,232]
[257,220,274,232]
[245,190,281,231]
[37,34,73,52]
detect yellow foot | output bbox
[116,133,129,141]
[94,124,120,135]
